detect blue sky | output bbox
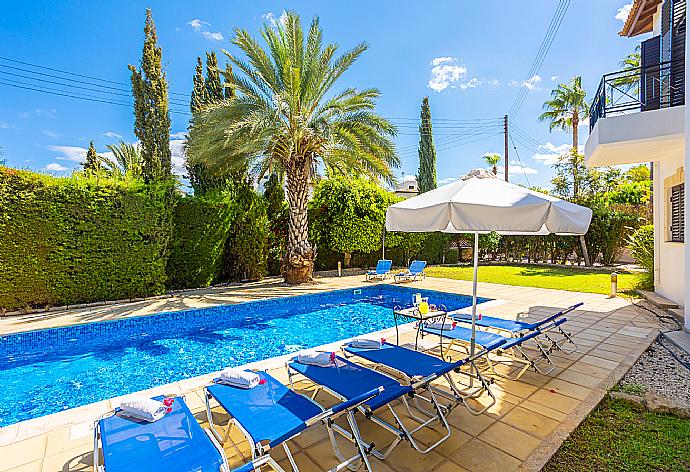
[0,0,642,189]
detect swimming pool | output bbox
[0,285,486,427]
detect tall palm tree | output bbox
[483,152,501,175]
[539,76,588,197]
[186,12,398,284]
[102,141,143,178]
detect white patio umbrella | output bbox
[385,169,593,355]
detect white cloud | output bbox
[532,142,583,166]
[262,11,288,28]
[42,130,61,139]
[428,57,467,92]
[45,162,68,172]
[615,3,633,22]
[169,135,188,177]
[401,174,417,182]
[427,57,500,92]
[188,19,223,41]
[578,117,590,128]
[188,19,208,31]
[104,131,122,139]
[508,160,538,175]
[437,176,458,185]
[49,145,87,162]
[509,75,542,90]
[550,75,560,81]
[0,121,14,129]
[202,31,224,41]
[170,131,187,139]
[19,108,56,119]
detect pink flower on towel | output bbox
[381,338,386,344]
[451,322,457,329]
[329,352,336,363]
[163,398,174,407]
[259,378,267,385]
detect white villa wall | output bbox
[685,20,690,331]
[653,156,686,308]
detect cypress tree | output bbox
[83,140,101,173]
[205,52,223,102]
[129,8,171,182]
[190,56,207,114]
[417,96,437,193]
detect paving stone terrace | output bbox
[0,275,660,472]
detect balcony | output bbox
[585,59,685,168]
[589,60,685,131]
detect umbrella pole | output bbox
[471,232,479,357]
[382,229,386,260]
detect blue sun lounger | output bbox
[205,370,382,472]
[365,259,392,280]
[422,324,553,380]
[394,260,427,282]
[451,302,582,354]
[287,355,452,458]
[94,396,229,472]
[343,341,501,415]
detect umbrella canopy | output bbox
[386,169,592,235]
[385,169,593,357]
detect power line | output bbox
[507,0,570,117]
[509,134,531,187]
[0,55,190,99]
[0,79,191,116]
[0,68,190,108]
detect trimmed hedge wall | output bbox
[166,193,236,289]
[0,167,173,311]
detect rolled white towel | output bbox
[119,397,169,422]
[350,338,384,349]
[219,368,261,389]
[296,350,335,367]
[425,321,456,331]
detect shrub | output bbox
[222,175,268,281]
[310,177,396,267]
[263,174,288,276]
[0,167,173,310]
[166,192,236,289]
[628,224,654,287]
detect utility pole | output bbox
[504,115,509,182]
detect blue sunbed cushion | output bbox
[408,260,426,274]
[288,356,412,412]
[345,342,460,378]
[422,325,507,351]
[452,313,533,332]
[99,396,224,472]
[206,372,322,448]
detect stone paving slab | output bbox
[0,275,660,472]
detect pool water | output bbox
[0,285,485,427]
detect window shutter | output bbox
[670,183,685,242]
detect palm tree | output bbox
[186,12,398,284]
[539,76,588,197]
[102,141,143,178]
[483,152,501,175]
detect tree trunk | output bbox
[282,156,315,284]
[579,235,591,267]
[572,111,579,197]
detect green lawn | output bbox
[544,397,690,472]
[425,264,646,295]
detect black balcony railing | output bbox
[589,59,685,131]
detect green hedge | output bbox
[0,167,173,310]
[166,192,236,289]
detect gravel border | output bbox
[620,301,690,407]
